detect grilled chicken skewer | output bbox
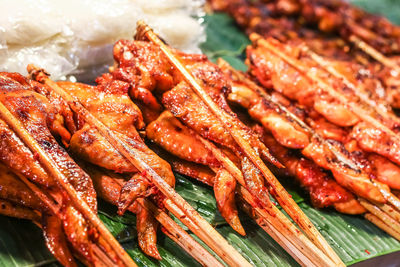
[95,21,344,266]
[208,0,400,190]
[0,72,137,267]
[217,52,400,240]
[29,70,172,260]
[247,37,400,187]
[0,70,220,267]
[30,67,224,266]
[28,65,248,266]
[138,24,343,265]
[208,0,400,110]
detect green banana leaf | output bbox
[1,1,400,266]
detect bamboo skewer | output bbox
[251,34,400,145]
[373,181,400,212]
[360,199,400,241]
[0,102,137,267]
[90,168,221,266]
[302,46,400,126]
[137,198,224,267]
[27,66,249,267]
[238,186,335,267]
[110,175,224,267]
[92,245,117,267]
[378,203,400,221]
[237,198,315,267]
[359,198,400,233]
[365,213,400,241]
[349,35,400,73]
[202,137,337,266]
[135,21,343,266]
[198,131,336,265]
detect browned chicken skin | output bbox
[1,70,173,261]
[0,73,104,266]
[146,111,245,234]
[209,0,400,109]
[34,78,176,260]
[222,64,390,205]
[255,125,365,214]
[105,39,288,236]
[146,111,219,167]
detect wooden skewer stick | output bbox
[135,21,343,266]
[92,244,117,267]
[137,198,224,267]
[197,127,335,266]
[162,198,253,267]
[237,198,315,267]
[113,177,223,267]
[251,34,400,145]
[365,213,400,241]
[95,171,220,266]
[359,198,400,234]
[0,102,136,267]
[108,173,223,267]
[349,35,400,73]
[377,203,400,221]
[27,66,249,267]
[238,186,334,267]
[373,181,400,213]
[112,176,222,266]
[302,46,400,126]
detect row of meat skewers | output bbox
[0,21,346,267]
[209,0,400,242]
[4,2,400,264]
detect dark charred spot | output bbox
[16,109,29,120]
[1,203,5,209]
[0,132,8,139]
[174,126,182,133]
[39,139,53,149]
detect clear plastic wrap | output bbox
[0,0,205,82]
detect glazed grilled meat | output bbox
[31,73,175,260]
[98,38,291,237]
[0,72,105,267]
[209,0,400,109]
